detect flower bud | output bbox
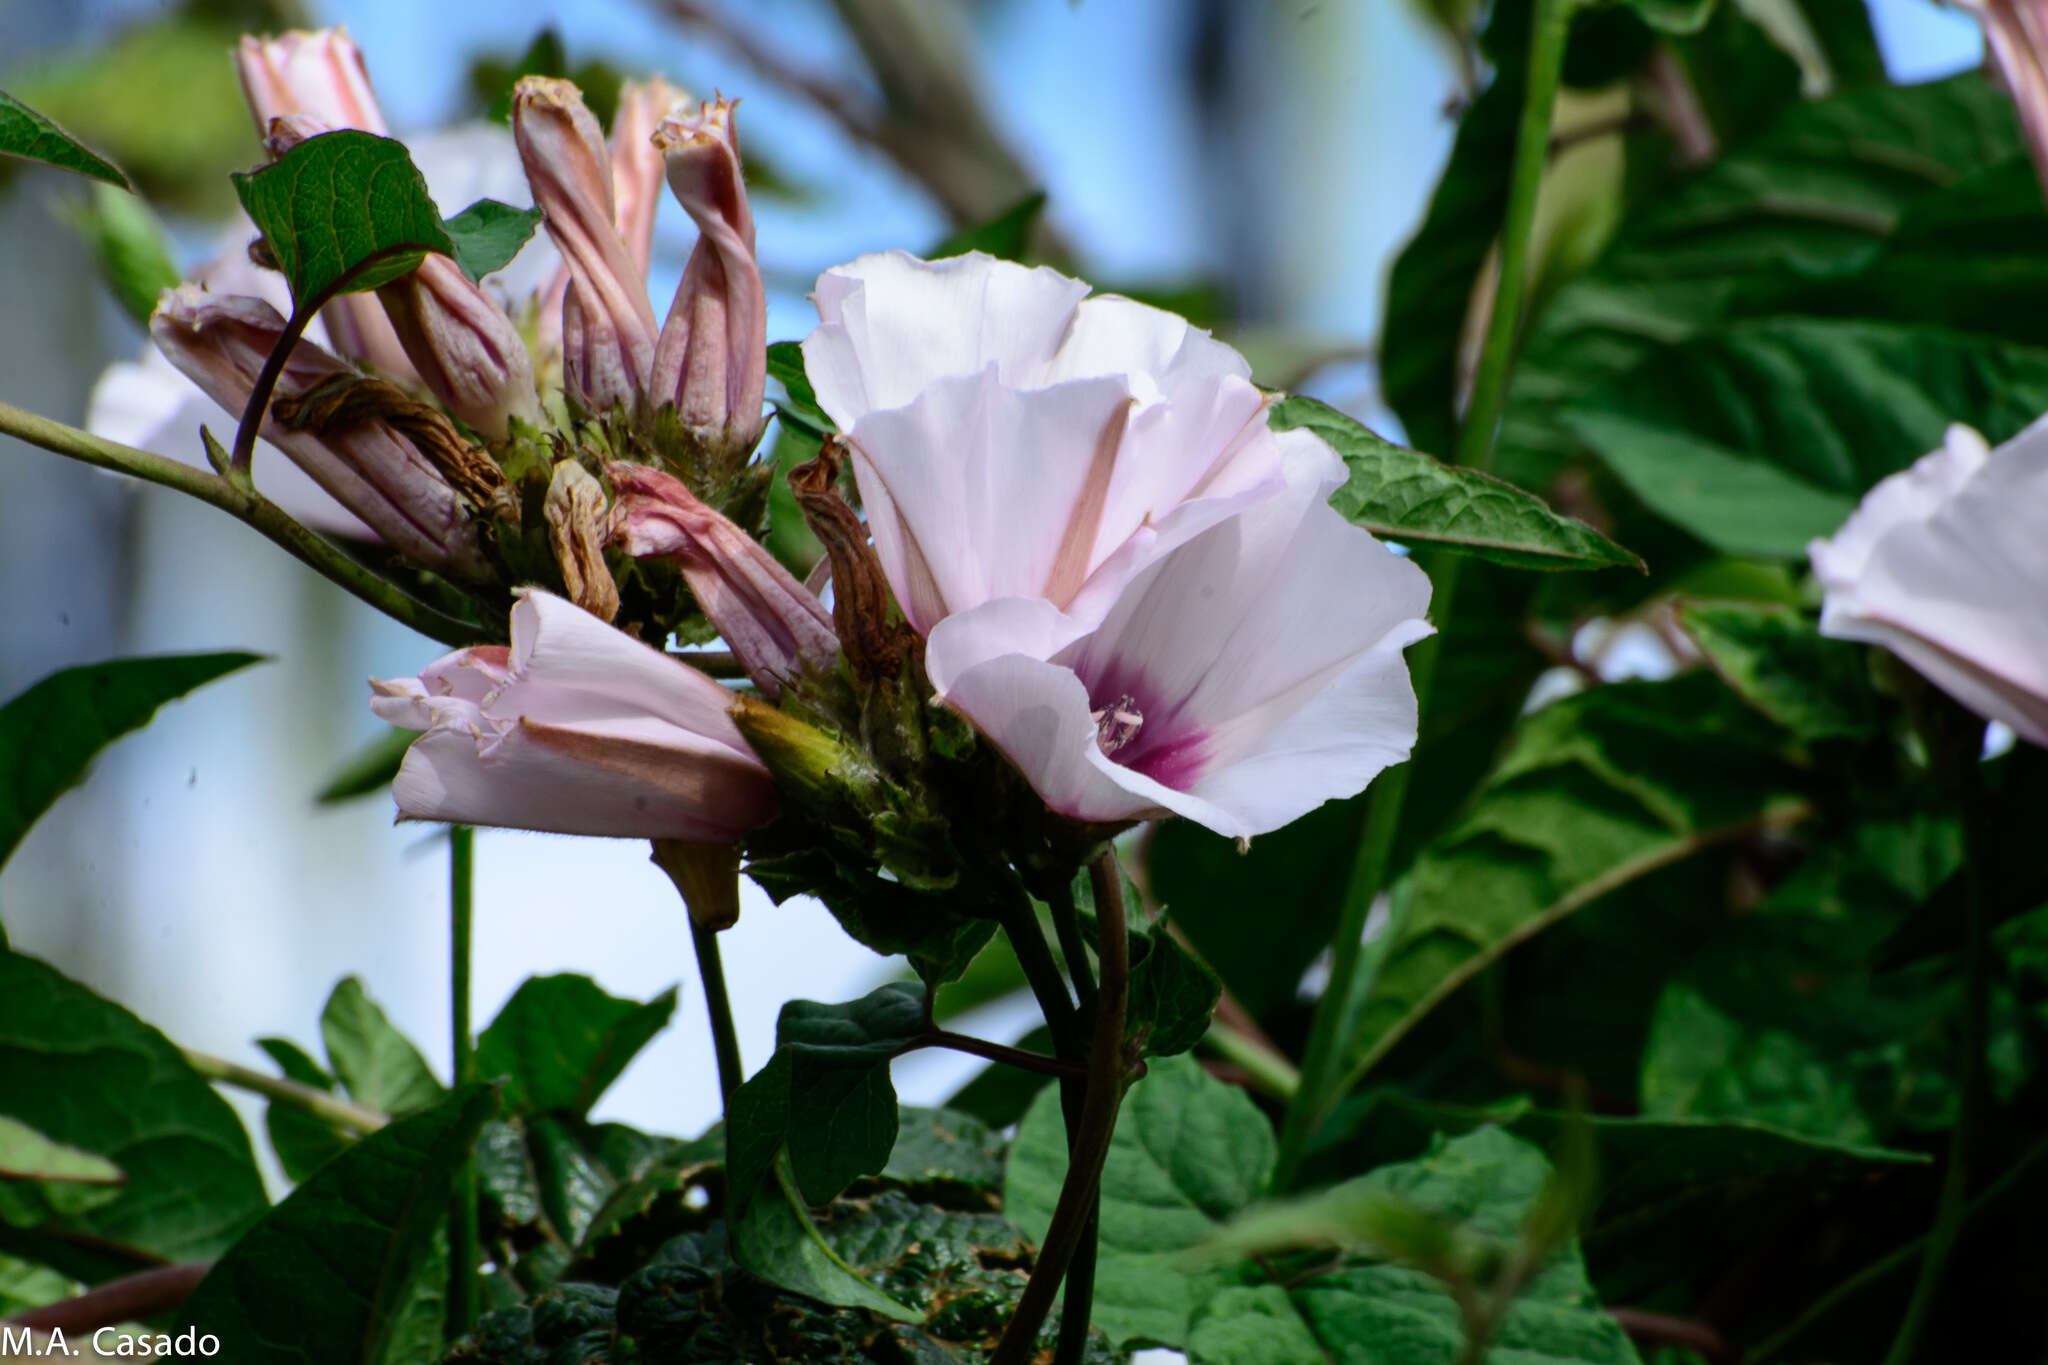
[375,260,543,442]
[151,285,486,579]
[235,29,388,137]
[512,77,660,415]
[606,462,836,697]
[650,97,768,471]
[727,693,885,817]
[1964,2,2048,199]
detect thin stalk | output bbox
[1883,755,1991,1365]
[997,880,1081,1052]
[180,1047,389,1132]
[447,825,480,1338]
[1048,875,1099,1012]
[0,399,489,647]
[2,1263,210,1336]
[916,1030,1087,1078]
[1270,0,1576,1194]
[1204,1019,1302,1101]
[994,851,1133,1365]
[692,919,745,1103]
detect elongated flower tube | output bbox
[513,76,661,414]
[262,113,541,441]
[1809,419,2048,747]
[534,78,681,364]
[649,97,768,469]
[151,286,486,579]
[800,251,1338,636]
[370,589,778,841]
[924,475,1433,838]
[234,30,419,388]
[607,463,837,697]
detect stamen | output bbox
[1091,694,1144,755]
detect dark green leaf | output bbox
[0,1116,122,1186]
[728,1162,922,1322]
[928,192,1046,262]
[476,975,676,1117]
[0,948,266,1270]
[314,727,414,804]
[1561,320,2048,558]
[1679,599,1877,740]
[321,977,445,1117]
[1127,927,1221,1058]
[64,182,179,329]
[440,198,544,284]
[728,984,926,1208]
[255,1037,352,1185]
[1286,1129,1641,1365]
[1004,1054,1274,1348]
[1276,397,1638,571]
[766,340,832,433]
[0,652,263,869]
[1344,674,1808,1085]
[178,1087,495,1365]
[0,88,129,186]
[882,1107,1006,1192]
[232,129,455,303]
[1186,1285,1327,1365]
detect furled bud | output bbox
[235,28,388,137]
[512,77,660,414]
[649,97,768,471]
[151,286,486,580]
[606,462,836,697]
[546,461,622,622]
[375,260,543,441]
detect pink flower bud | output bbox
[512,77,660,415]
[650,97,768,468]
[606,462,836,698]
[1964,2,2048,198]
[235,29,389,138]
[375,260,542,441]
[369,588,778,842]
[151,285,486,580]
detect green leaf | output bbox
[728,1162,922,1323]
[0,1254,73,1318]
[728,984,926,1208]
[63,182,179,329]
[1004,1054,1275,1349]
[1127,926,1221,1058]
[476,975,677,1118]
[928,192,1047,262]
[252,1039,351,1185]
[882,1107,1006,1193]
[0,1117,122,1186]
[314,728,414,804]
[177,1087,495,1365]
[1344,674,1809,1085]
[1561,320,2048,558]
[1679,599,1877,741]
[766,340,832,434]
[0,948,266,1270]
[321,977,445,1118]
[232,129,455,304]
[1618,0,1716,35]
[440,198,545,284]
[0,652,263,869]
[0,88,129,186]
[1274,397,1638,571]
[1285,1129,1641,1365]
[1187,1285,1327,1365]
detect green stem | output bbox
[692,919,745,1103]
[1048,875,1099,1013]
[913,1030,1087,1078]
[447,826,479,1339]
[1269,0,1575,1194]
[0,399,490,647]
[1203,1019,1302,1101]
[179,1047,388,1133]
[994,851,1132,1365]
[997,879,1081,1053]
[1882,752,1991,1365]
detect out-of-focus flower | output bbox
[607,463,836,697]
[370,588,778,841]
[1809,419,2048,747]
[649,97,767,469]
[1960,2,2048,196]
[925,474,1433,839]
[151,286,487,579]
[799,251,1338,636]
[514,76,662,415]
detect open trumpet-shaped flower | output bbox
[925,476,1433,839]
[1809,419,2048,747]
[370,589,777,840]
[799,251,1340,636]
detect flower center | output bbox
[1091,694,1144,756]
